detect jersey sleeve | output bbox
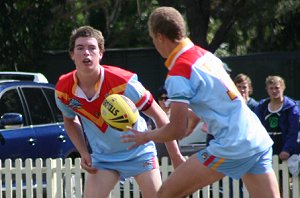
[165,75,192,105]
[124,74,153,111]
[55,92,76,118]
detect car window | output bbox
[43,87,63,122]
[21,87,54,125]
[0,89,26,128]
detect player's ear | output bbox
[69,51,74,61]
[156,33,164,42]
[99,51,103,59]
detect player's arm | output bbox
[280,106,300,160]
[184,108,201,137]
[124,102,190,147]
[161,101,191,140]
[142,100,186,167]
[63,116,97,174]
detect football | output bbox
[101,94,139,131]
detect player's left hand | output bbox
[121,127,151,150]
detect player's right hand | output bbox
[80,153,98,174]
[121,127,151,150]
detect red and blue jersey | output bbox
[55,65,156,162]
[164,38,273,159]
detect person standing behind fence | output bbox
[122,7,280,198]
[55,25,185,198]
[255,75,299,160]
[155,85,201,158]
[152,86,170,158]
[234,73,258,112]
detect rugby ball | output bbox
[101,94,139,131]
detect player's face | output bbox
[70,37,103,72]
[266,82,283,100]
[158,94,169,113]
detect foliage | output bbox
[0,0,299,71]
[215,0,300,55]
[0,1,85,71]
[90,0,159,48]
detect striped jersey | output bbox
[164,38,273,159]
[55,65,156,162]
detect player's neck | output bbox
[76,67,100,98]
[76,67,100,86]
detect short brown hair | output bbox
[148,7,186,41]
[234,73,254,95]
[69,26,105,53]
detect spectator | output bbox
[234,73,258,112]
[153,86,170,158]
[155,85,202,158]
[157,86,170,116]
[255,75,300,160]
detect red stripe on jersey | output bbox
[135,90,153,111]
[152,156,159,169]
[167,46,207,80]
[203,155,216,166]
[55,66,136,133]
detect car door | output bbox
[0,88,39,160]
[21,86,74,159]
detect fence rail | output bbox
[0,156,299,198]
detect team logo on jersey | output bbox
[143,161,151,167]
[68,98,82,109]
[201,152,208,160]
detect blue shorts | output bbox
[196,147,273,179]
[92,153,159,181]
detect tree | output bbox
[1,0,299,71]
[0,1,85,71]
[157,0,300,56]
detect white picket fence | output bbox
[0,156,299,198]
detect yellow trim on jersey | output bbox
[165,37,192,69]
[55,90,69,101]
[108,83,127,94]
[211,158,225,171]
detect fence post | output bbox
[4,159,12,198]
[291,174,299,197]
[35,158,44,197]
[56,158,63,198]
[281,160,290,198]
[74,158,83,198]
[273,155,280,180]
[25,159,33,198]
[15,159,22,197]
[46,158,57,198]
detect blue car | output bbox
[0,72,79,161]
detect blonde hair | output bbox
[265,75,286,90]
[148,7,186,42]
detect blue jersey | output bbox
[55,65,156,162]
[164,38,273,159]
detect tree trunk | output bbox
[185,0,210,50]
